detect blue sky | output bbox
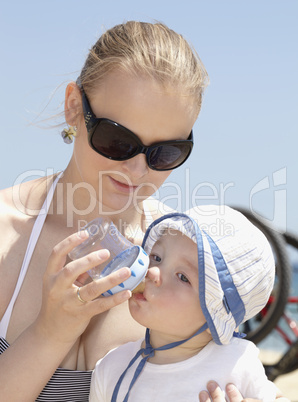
[1,0,297,235]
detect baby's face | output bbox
[129,230,207,340]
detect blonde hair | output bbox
[80,21,209,114]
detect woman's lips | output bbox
[109,176,139,193]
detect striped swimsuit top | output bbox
[0,173,154,401]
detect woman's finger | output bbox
[47,230,89,274]
[198,390,212,402]
[225,384,245,402]
[59,248,111,285]
[226,384,265,402]
[205,381,226,402]
[74,266,132,302]
[86,289,132,316]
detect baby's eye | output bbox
[150,254,161,263]
[177,273,190,284]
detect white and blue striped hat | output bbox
[142,205,275,345]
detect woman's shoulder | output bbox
[0,174,58,249]
[0,175,56,220]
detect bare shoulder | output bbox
[0,176,54,216]
[0,175,57,256]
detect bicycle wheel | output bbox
[264,338,298,381]
[234,207,292,344]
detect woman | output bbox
[0,21,207,401]
[0,21,283,402]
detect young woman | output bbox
[0,21,207,401]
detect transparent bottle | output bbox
[69,217,133,280]
[69,218,149,295]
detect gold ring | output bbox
[77,287,88,304]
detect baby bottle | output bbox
[69,217,149,295]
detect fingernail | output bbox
[207,381,217,392]
[78,230,89,239]
[226,383,236,392]
[120,290,131,300]
[118,267,130,278]
[198,392,208,402]
[97,249,110,259]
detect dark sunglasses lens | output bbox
[90,121,138,159]
[149,143,192,170]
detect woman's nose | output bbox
[146,267,161,286]
[122,154,149,178]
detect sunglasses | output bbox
[79,85,194,171]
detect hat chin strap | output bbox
[112,322,209,402]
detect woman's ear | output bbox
[64,82,82,126]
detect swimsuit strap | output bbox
[0,173,63,338]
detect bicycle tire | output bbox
[283,231,298,250]
[233,207,292,344]
[264,338,298,381]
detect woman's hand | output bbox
[198,381,290,402]
[35,230,132,346]
[0,230,133,401]
[199,381,240,402]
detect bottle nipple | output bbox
[132,280,145,294]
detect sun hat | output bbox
[142,205,275,345]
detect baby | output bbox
[89,205,278,401]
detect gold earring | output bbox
[61,126,77,144]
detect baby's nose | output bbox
[146,267,161,286]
